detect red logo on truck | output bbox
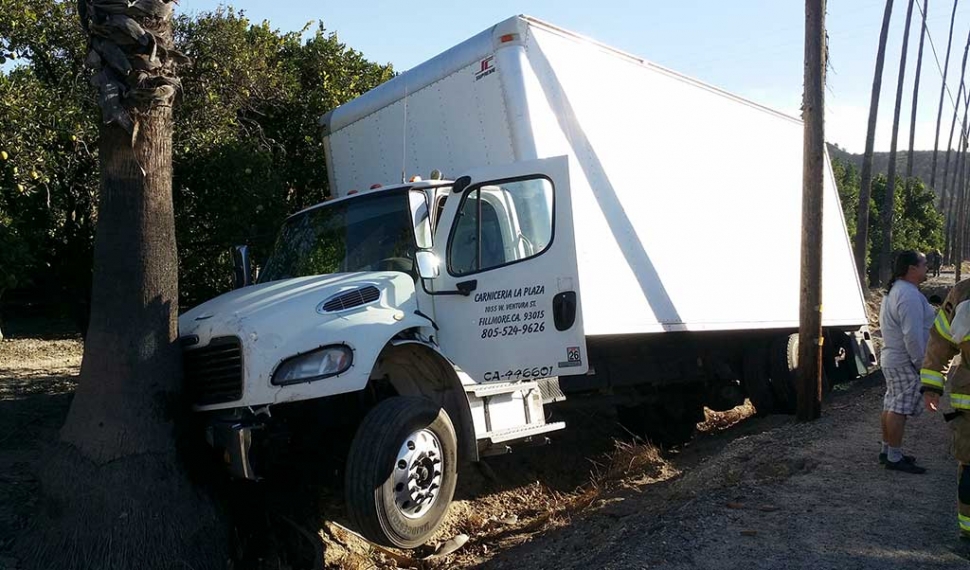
[475,56,496,81]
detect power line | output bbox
[916,0,962,114]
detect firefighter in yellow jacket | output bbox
[921,278,970,539]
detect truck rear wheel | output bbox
[345,396,458,548]
[769,334,799,413]
[769,333,830,414]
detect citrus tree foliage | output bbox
[833,157,859,241]
[832,157,944,270]
[173,9,392,306]
[1,3,394,318]
[0,1,96,320]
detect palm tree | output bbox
[16,2,226,569]
[949,120,967,282]
[945,82,970,263]
[941,31,970,263]
[856,0,896,288]
[931,0,960,191]
[905,0,929,185]
[876,0,916,286]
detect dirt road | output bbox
[471,373,970,569]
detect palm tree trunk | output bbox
[956,128,969,281]
[855,0,896,288]
[945,141,962,261]
[906,0,929,186]
[942,83,968,260]
[932,0,960,191]
[877,0,916,286]
[943,30,970,263]
[953,128,967,282]
[15,2,227,569]
[942,88,963,237]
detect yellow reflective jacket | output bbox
[920,279,970,410]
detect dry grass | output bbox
[0,338,83,400]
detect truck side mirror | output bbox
[232,245,253,289]
[415,250,440,279]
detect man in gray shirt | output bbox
[879,250,935,473]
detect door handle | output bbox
[553,291,577,331]
[456,280,478,296]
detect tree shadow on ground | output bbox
[0,390,74,561]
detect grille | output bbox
[183,336,243,405]
[320,286,380,312]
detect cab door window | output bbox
[447,177,554,276]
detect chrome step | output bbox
[482,421,566,444]
[464,381,539,397]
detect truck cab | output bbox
[180,157,585,548]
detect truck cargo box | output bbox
[321,15,868,337]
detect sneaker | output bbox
[885,459,926,474]
[878,452,916,465]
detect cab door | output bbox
[431,156,587,383]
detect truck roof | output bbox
[286,179,454,221]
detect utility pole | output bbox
[799,0,826,421]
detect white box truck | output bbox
[181,15,876,548]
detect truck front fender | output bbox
[373,338,479,464]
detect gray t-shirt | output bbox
[878,280,935,369]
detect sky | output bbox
[180,0,970,154]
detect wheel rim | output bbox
[392,428,444,520]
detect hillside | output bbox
[827,144,951,198]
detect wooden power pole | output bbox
[799,0,826,421]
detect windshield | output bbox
[258,190,417,283]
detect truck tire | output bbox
[345,396,458,549]
[742,344,775,416]
[769,334,799,413]
[769,333,830,414]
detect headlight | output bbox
[271,345,353,385]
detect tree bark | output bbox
[877,0,916,286]
[931,0,959,192]
[856,0,896,289]
[15,2,227,569]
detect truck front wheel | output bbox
[345,396,458,548]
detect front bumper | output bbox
[205,415,263,480]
